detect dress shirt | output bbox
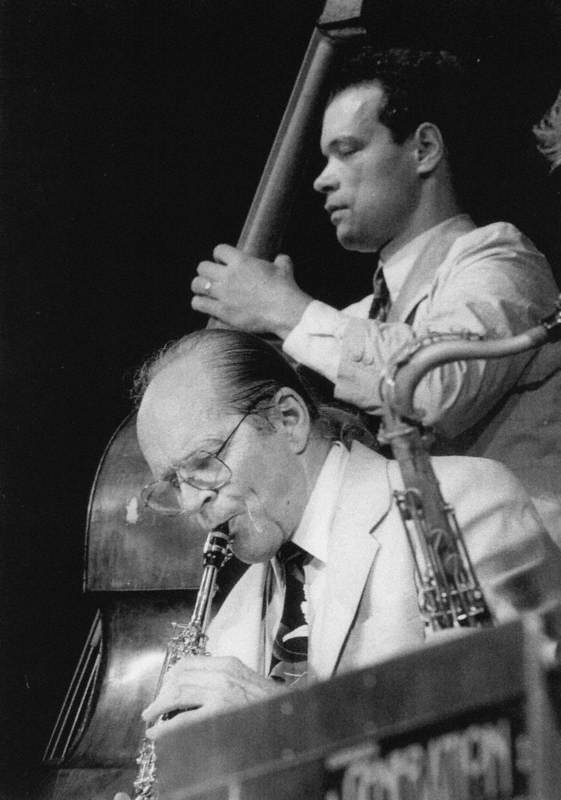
[382,218,457,302]
[283,215,478,386]
[264,443,349,671]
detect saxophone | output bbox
[132,525,232,800]
[378,299,561,632]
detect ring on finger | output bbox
[202,279,212,294]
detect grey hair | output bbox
[133,329,377,448]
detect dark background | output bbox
[3,1,561,796]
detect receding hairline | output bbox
[137,339,233,432]
[135,329,376,451]
[134,330,229,407]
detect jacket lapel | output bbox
[387,216,475,324]
[311,442,394,679]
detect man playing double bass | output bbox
[191,47,561,544]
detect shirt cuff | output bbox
[283,300,350,384]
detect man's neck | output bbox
[382,185,463,261]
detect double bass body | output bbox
[36,415,215,798]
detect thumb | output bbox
[114,793,131,800]
[273,253,294,276]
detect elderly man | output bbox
[131,328,561,740]
[191,47,561,544]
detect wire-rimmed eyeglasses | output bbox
[140,409,253,516]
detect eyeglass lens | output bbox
[143,453,231,514]
[142,409,253,514]
[177,452,231,489]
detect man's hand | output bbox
[191,244,312,338]
[141,655,283,739]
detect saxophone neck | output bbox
[381,294,561,422]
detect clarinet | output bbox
[132,525,232,800]
[378,299,561,632]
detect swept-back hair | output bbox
[133,329,319,418]
[134,329,375,447]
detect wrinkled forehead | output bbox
[321,82,387,150]
[137,359,228,474]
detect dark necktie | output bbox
[269,541,310,686]
[368,261,390,321]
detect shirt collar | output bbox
[288,442,349,564]
[379,214,470,301]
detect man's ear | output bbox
[413,122,445,175]
[272,387,311,453]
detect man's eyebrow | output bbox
[162,438,224,477]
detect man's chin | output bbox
[337,230,375,253]
[228,521,283,565]
[227,519,257,563]
[336,225,360,251]
[230,545,271,565]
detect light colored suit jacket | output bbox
[207,443,561,681]
[286,217,561,543]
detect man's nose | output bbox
[179,482,216,516]
[313,162,338,194]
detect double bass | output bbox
[37,3,366,798]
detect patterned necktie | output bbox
[368,261,390,321]
[269,541,310,686]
